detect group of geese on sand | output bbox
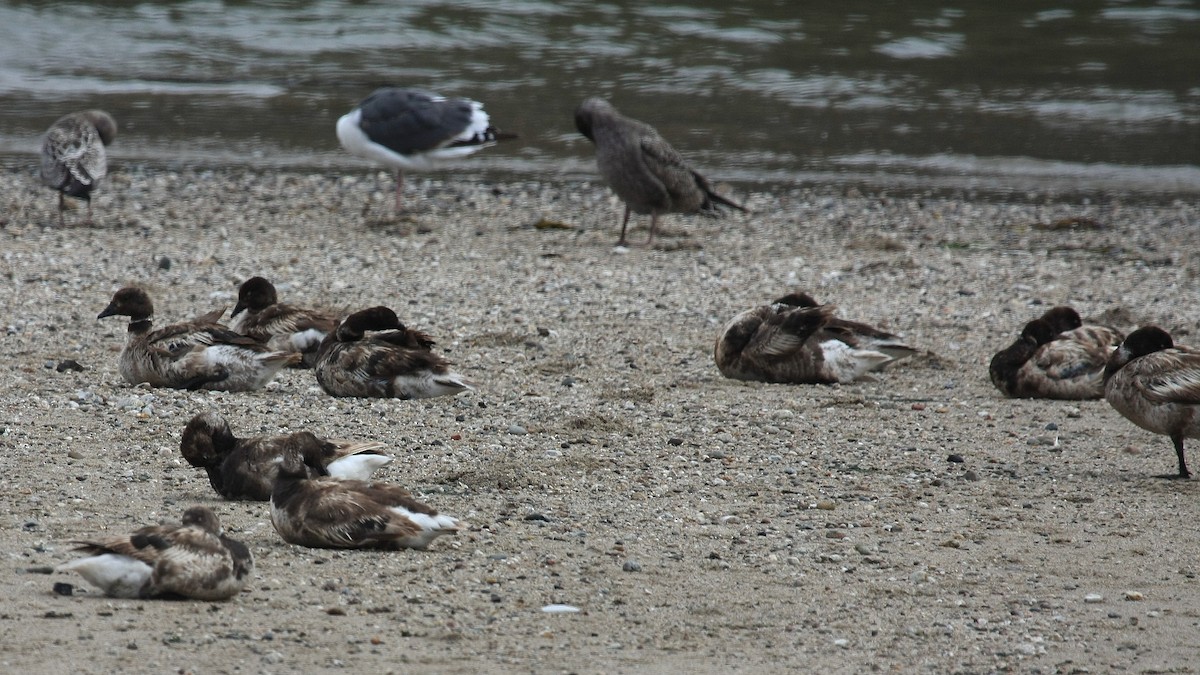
[45,89,1200,600]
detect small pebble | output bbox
[158,256,172,270]
[1084,593,1104,604]
[1045,422,1058,431]
[947,453,964,463]
[67,448,85,460]
[507,424,528,435]
[963,470,979,481]
[1124,591,1145,601]
[667,438,684,446]
[52,582,74,596]
[622,560,642,572]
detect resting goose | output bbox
[98,287,299,391]
[229,276,337,368]
[989,306,1123,399]
[714,299,898,384]
[57,506,252,600]
[314,306,473,399]
[180,411,391,501]
[270,453,462,550]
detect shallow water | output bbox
[3,0,1199,196]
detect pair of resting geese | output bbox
[58,412,461,600]
[718,296,1200,480]
[44,90,745,247]
[989,306,1200,480]
[96,279,473,399]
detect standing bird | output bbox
[336,87,515,213]
[98,287,299,391]
[180,412,391,501]
[714,300,896,384]
[270,453,463,550]
[574,97,746,247]
[1104,326,1200,479]
[40,110,117,225]
[57,506,253,600]
[314,306,474,399]
[989,306,1123,399]
[229,276,338,368]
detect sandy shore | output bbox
[1,161,1199,673]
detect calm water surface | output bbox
[2,0,1198,196]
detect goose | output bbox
[270,453,461,550]
[180,411,391,501]
[97,287,299,391]
[1104,326,1200,479]
[229,276,337,368]
[314,306,473,399]
[57,506,252,600]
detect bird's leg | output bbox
[616,205,632,246]
[57,192,65,226]
[1169,434,1192,479]
[646,212,659,247]
[84,198,95,226]
[394,169,405,213]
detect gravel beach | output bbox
[2,161,1199,674]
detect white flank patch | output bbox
[58,553,152,598]
[392,371,471,399]
[819,340,891,383]
[289,328,326,352]
[388,505,461,549]
[326,454,392,481]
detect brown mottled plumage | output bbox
[40,110,117,225]
[773,292,917,366]
[989,306,1123,399]
[98,287,299,391]
[270,454,462,550]
[1104,326,1200,479]
[715,301,893,384]
[180,412,390,501]
[57,506,252,600]
[229,276,337,368]
[574,97,746,246]
[314,306,473,399]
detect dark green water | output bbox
[2,0,1198,196]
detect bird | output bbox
[180,412,392,501]
[714,299,898,384]
[229,276,338,368]
[1104,325,1200,479]
[314,305,474,399]
[989,306,1123,399]
[40,110,118,226]
[97,287,300,391]
[270,452,462,550]
[772,292,917,366]
[336,87,515,213]
[574,97,746,247]
[57,506,252,600]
